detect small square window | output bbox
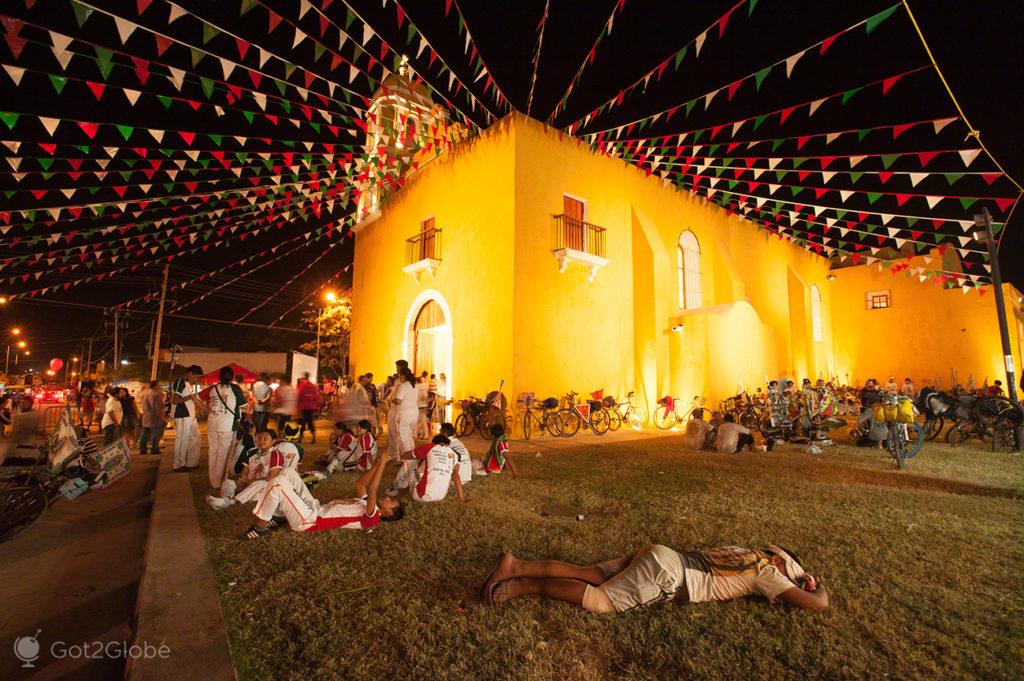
[865,290,891,309]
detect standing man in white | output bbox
[204,365,248,490]
[250,372,272,433]
[389,368,419,459]
[171,364,205,473]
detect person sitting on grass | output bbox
[323,420,378,475]
[206,428,294,510]
[388,434,466,503]
[682,409,712,450]
[440,422,473,487]
[479,424,517,476]
[242,442,403,538]
[480,544,828,613]
[715,413,754,453]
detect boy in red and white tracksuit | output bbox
[324,420,377,475]
[389,434,466,503]
[207,428,300,510]
[243,444,403,538]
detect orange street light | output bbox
[0,296,7,304]
[17,340,26,349]
[11,327,21,336]
[324,290,338,303]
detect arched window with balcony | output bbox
[810,284,823,342]
[677,230,702,310]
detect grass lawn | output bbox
[189,431,1023,680]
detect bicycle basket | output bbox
[602,395,616,408]
[588,400,603,411]
[539,397,558,409]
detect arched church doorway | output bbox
[402,290,453,417]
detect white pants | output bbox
[207,429,235,488]
[393,411,417,454]
[173,417,201,469]
[253,469,322,532]
[392,460,420,491]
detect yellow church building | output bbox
[349,77,1021,412]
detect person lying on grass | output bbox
[242,445,403,538]
[478,424,517,476]
[387,434,467,503]
[207,428,296,510]
[480,544,828,613]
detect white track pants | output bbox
[173,417,201,469]
[207,429,235,489]
[253,469,322,531]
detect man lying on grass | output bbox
[480,544,828,612]
[241,443,403,538]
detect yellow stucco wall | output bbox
[349,118,517,399]
[352,113,843,406]
[832,263,1023,389]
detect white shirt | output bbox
[716,422,751,453]
[208,383,239,433]
[437,378,447,400]
[101,395,123,429]
[394,381,419,417]
[416,381,429,408]
[412,443,456,502]
[174,379,198,419]
[252,381,271,412]
[448,436,472,484]
[268,442,300,472]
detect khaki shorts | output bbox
[583,544,684,613]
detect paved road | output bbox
[0,409,159,680]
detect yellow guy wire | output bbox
[901,0,1023,194]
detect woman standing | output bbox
[388,368,419,458]
[80,381,97,433]
[120,387,139,449]
[101,387,123,445]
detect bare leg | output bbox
[501,578,589,606]
[493,551,633,586]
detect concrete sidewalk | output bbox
[125,432,235,681]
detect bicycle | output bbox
[554,391,610,437]
[605,391,648,431]
[519,395,562,440]
[652,395,703,430]
[884,418,925,469]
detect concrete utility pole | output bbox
[113,308,120,368]
[974,207,1020,452]
[151,265,169,381]
[85,336,93,378]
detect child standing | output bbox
[481,424,517,476]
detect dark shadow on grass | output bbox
[774,462,1022,500]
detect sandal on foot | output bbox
[489,580,512,607]
[478,555,504,601]
[240,525,272,540]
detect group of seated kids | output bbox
[209,418,517,539]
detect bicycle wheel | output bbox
[542,412,562,436]
[990,417,1018,453]
[590,408,610,436]
[626,407,644,431]
[632,402,649,428]
[905,422,924,459]
[922,416,944,442]
[652,406,676,430]
[0,486,48,543]
[522,411,532,440]
[454,412,473,438]
[606,408,622,431]
[738,408,759,431]
[555,409,581,437]
[946,420,972,447]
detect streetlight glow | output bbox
[17,341,25,349]
[0,296,7,304]
[11,327,21,336]
[120,359,129,365]
[324,290,338,303]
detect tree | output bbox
[299,292,352,378]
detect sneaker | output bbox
[325,459,338,476]
[206,495,232,510]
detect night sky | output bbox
[1,0,1021,374]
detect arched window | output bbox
[810,285,823,342]
[677,230,702,310]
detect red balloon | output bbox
[49,358,63,372]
